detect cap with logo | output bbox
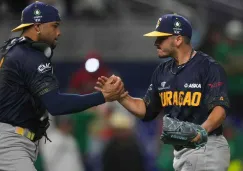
[144,14,192,39]
[11,1,61,32]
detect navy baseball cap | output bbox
[12,1,61,32]
[144,14,192,39]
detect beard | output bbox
[38,36,57,49]
[51,39,59,49]
[51,43,56,49]
[158,42,175,58]
[158,54,171,58]
[157,48,172,58]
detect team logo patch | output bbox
[174,21,181,28]
[173,19,182,34]
[21,11,24,22]
[38,63,52,73]
[156,18,162,29]
[33,9,42,22]
[34,9,41,16]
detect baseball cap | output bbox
[144,14,192,39]
[12,1,61,32]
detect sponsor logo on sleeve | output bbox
[208,82,223,88]
[38,63,52,73]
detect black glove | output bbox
[160,115,208,149]
[34,116,50,142]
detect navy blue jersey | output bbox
[143,51,230,135]
[0,38,58,132]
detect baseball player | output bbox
[0,1,124,171]
[96,14,230,171]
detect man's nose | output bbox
[57,29,61,37]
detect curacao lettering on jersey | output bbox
[159,91,202,107]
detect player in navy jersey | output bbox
[96,14,230,171]
[0,2,124,171]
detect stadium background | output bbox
[0,0,243,170]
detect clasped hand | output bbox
[94,75,128,102]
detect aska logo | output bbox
[38,63,52,73]
[208,82,223,88]
[184,83,201,89]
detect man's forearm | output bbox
[118,95,146,119]
[201,106,226,133]
[40,89,105,115]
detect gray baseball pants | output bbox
[173,135,230,171]
[0,122,39,171]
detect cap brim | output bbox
[11,23,34,32]
[143,31,173,37]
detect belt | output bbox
[208,132,222,136]
[15,127,36,141]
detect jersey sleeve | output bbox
[203,62,230,113]
[142,68,162,121]
[23,52,59,97]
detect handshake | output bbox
[95,75,128,102]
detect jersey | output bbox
[143,51,230,135]
[0,37,58,132]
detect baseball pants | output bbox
[0,122,39,171]
[173,135,230,171]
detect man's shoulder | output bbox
[196,51,221,67]
[9,43,44,59]
[5,43,48,69]
[196,51,225,74]
[156,58,173,71]
[151,58,173,80]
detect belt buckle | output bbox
[15,127,35,141]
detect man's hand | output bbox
[96,76,147,118]
[95,75,128,102]
[191,133,201,143]
[161,115,208,149]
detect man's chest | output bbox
[155,68,204,107]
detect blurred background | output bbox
[1,0,243,170]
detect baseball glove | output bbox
[160,115,208,149]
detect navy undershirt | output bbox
[40,89,105,115]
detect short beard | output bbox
[158,48,172,58]
[159,42,176,58]
[158,53,171,58]
[38,37,56,49]
[51,44,56,49]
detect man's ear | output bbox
[34,24,41,34]
[175,36,183,46]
